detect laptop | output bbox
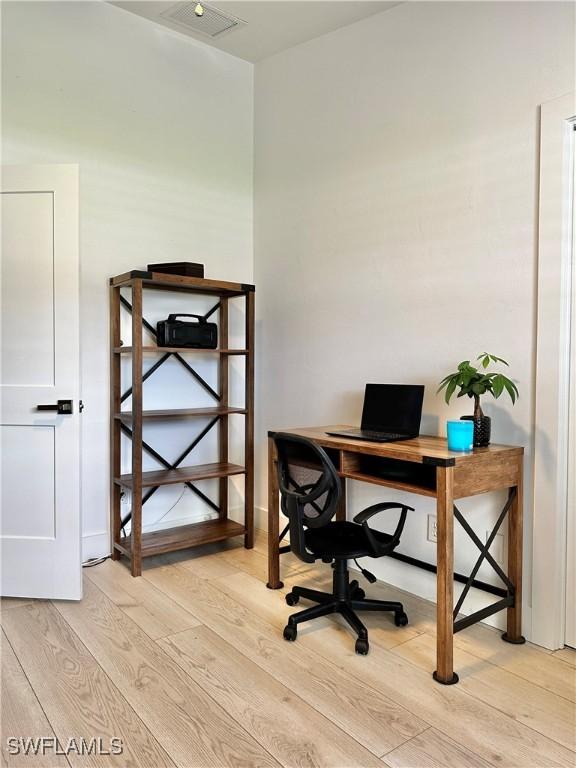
[326,383,424,443]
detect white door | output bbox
[1,165,81,600]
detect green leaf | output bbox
[492,374,505,398]
[502,378,517,404]
[444,378,458,404]
[437,374,456,391]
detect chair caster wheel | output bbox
[355,638,369,655]
[394,611,408,627]
[285,592,299,606]
[353,587,366,600]
[283,624,297,641]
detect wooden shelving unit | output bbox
[110,270,255,576]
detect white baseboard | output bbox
[82,530,111,561]
[229,505,268,531]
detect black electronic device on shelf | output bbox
[156,314,218,349]
[148,262,204,277]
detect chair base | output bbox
[283,560,407,654]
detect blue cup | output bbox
[447,420,474,452]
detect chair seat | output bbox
[305,520,393,559]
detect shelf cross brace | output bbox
[120,416,221,528]
[204,301,221,320]
[119,295,221,402]
[121,352,171,403]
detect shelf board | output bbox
[114,461,245,489]
[113,346,247,355]
[115,407,247,421]
[110,270,254,297]
[116,518,246,558]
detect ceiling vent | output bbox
[160,2,246,38]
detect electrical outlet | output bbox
[120,491,131,506]
[487,531,504,565]
[427,514,438,543]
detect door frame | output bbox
[567,154,576,648]
[532,93,576,649]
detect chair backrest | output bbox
[273,433,341,563]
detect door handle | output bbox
[36,399,74,414]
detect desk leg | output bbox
[434,465,459,684]
[267,437,283,589]
[503,458,526,644]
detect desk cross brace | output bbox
[451,490,516,633]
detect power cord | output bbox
[143,486,187,530]
[82,556,109,568]
[122,486,187,537]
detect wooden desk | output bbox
[266,426,525,684]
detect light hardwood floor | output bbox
[1,532,575,768]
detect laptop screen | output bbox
[360,384,425,435]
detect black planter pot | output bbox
[461,415,491,447]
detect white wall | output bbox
[1,1,253,558]
[254,1,575,635]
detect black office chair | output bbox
[275,433,413,654]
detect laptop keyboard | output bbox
[361,431,406,440]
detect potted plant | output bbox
[437,353,519,447]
